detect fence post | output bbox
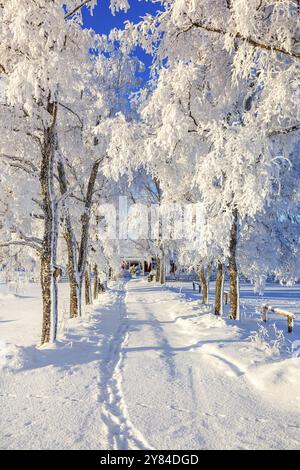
[288,316,294,333]
[262,305,268,322]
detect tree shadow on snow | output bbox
[14,302,124,373]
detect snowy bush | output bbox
[0,340,23,371]
[249,323,287,357]
[129,265,137,275]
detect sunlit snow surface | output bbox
[0,278,299,449]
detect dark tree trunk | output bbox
[93,264,99,300]
[40,100,59,344]
[198,264,211,304]
[198,270,208,304]
[159,248,165,285]
[98,279,106,293]
[156,257,161,282]
[85,266,92,305]
[57,160,80,319]
[214,262,224,316]
[40,253,55,344]
[69,272,80,319]
[77,160,101,284]
[229,210,239,320]
[58,158,101,318]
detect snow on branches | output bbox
[1,0,300,342]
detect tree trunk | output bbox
[198,269,208,304]
[198,264,211,304]
[40,252,57,345]
[156,257,161,282]
[229,210,239,320]
[69,272,80,319]
[66,244,81,318]
[77,160,101,287]
[85,267,92,305]
[57,160,81,318]
[159,248,166,285]
[76,159,101,311]
[214,262,224,316]
[58,158,101,319]
[98,279,106,293]
[93,264,99,300]
[40,100,59,344]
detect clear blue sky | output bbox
[82,0,163,82]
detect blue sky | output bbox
[82,0,163,82]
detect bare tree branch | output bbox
[58,102,84,129]
[269,123,300,137]
[1,154,39,173]
[0,229,43,253]
[30,212,44,220]
[64,0,92,20]
[0,240,42,253]
[180,18,300,61]
[187,87,198,128]
[32,198,44,210]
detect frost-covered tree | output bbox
[1,0,300,346]
[0,0,139,343]
[110,0,300,318]
[0,1,101,343]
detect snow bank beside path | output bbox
[120,279,300,450]
[0,282,130,450]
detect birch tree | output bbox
[0,1,101,342]
[114,0,300,318]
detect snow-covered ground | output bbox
[0,278,300,449]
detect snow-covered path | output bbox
[0,280,156,450]
[0,281,135,450]
[1,278,300,449]
[120,278,300,450]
